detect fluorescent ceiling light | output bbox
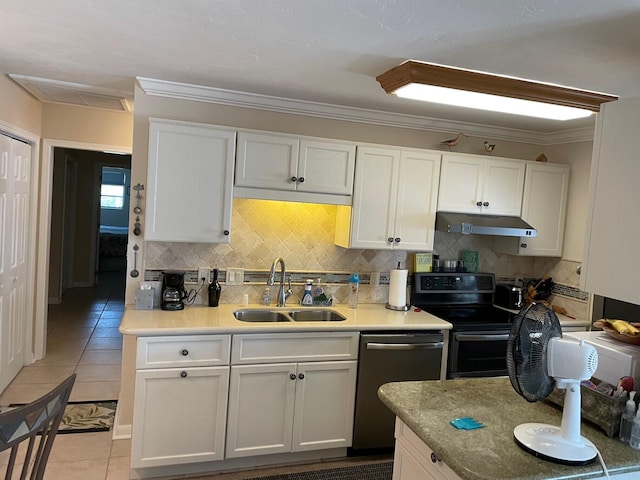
[377,61,617,121]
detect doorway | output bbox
[48,148,131,304]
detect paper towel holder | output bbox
[385,303,410,311]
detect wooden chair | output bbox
[0,374,76,480]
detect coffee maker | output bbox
[161,272,188,311]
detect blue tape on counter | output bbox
[450,417,485,430]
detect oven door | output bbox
[448,328,510,378]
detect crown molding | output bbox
[137,77,594,146]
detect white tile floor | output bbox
[0,271,390,480]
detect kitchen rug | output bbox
[60,400,117,433]
[242,461,393,480]
[8,400,117,434]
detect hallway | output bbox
[0,270,130,480]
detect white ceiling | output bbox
[2,0,639,136]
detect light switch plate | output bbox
[227,268,244,285]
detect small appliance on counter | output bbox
[495,284,523,310]
[161,271,188,311]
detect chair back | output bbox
[0,373,76,480]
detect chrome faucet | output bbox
[267,257,292,307]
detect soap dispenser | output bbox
[629,399,640,449]
[620,391,636,444]
[301,279,313,306]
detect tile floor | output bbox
[0,270,390,480]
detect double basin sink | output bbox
[234,308,346,323]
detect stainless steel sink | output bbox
[233,308,346,322]
[233,310,291,322]
[287,310,346,322]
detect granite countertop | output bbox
[379,377,640,480]
[118,303,453,336]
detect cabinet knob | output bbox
[181,349,189,356]
[298,177,305,183]
[298,373,305,380]
[290,176,297,182]
[431,452,439,463]
[483,201,490,207]
[180,371,188,378]
[476,201,483,207]
[520,243,528,248]
[289,373,296,380]
[223,230,230,236]
[394,237,401,243]
[387,237,394,243]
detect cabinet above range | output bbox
[234,130,356,206]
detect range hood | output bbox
[435,211,537,237]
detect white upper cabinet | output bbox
[582,97,640,304]
[235,131,356,205]
[494,162,569,257]
[437,154,525,216]
[146,119,235,243]
[335,146,441,250]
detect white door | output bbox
[482,158,525,216]
[298,140,356,195]
[292,361,357,452]
[0,134,31,391]
[393,151,441,251]
[348,146,398,249]
[226,363,297,458]
[437,154,484,213]
[130,366,230,468]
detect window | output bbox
[100,167,127,210]
[100,184,125,209]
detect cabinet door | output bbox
[226,363,297,458]
[347,146,398,249]
[235,131,299,191]
[146,120,235,242]
[437,154,484,213]
[292,361,357,452]
[131,366,229,468]
[298,140,356,195]
[394,150,441,251]
[482,158,525,215]
[517,163,569,256]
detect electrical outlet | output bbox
[198,268,210,283]
[226,268,244,285]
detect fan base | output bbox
[514,423,597,466]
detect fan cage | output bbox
[507,303,562,402]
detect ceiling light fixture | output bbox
[376,61,617,121]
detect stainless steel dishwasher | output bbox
[351,332,444,451]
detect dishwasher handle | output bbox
[366,341,443,351]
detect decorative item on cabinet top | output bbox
[142,269,401,287]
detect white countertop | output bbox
[119,303,453,336]
[494,304,590,329]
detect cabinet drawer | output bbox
[395,419,460,480]
[137,335,231,368]
[231,332,359,364]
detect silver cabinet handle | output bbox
[181,349,189,356]
[298,177,305,183]
[298,373,305,380]
[456,334,509,342]
[180,371,187,378]
[366,342,443,350]
[394,237,401,243]
[289,373,296,380]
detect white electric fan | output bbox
[506,303,599,465]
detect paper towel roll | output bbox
[388,269,408,307]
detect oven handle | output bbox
[455,333,510,342]
[366,342,444,350]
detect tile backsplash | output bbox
[144,199,585,313]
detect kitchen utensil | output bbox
[130,244,139,278]
[132,183,144,214]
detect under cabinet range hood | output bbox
[435,211,537,237]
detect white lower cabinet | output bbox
[226,332,359,459]
[131,335,231,468]
[393,419,461,480]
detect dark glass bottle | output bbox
[208,268,221,307]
